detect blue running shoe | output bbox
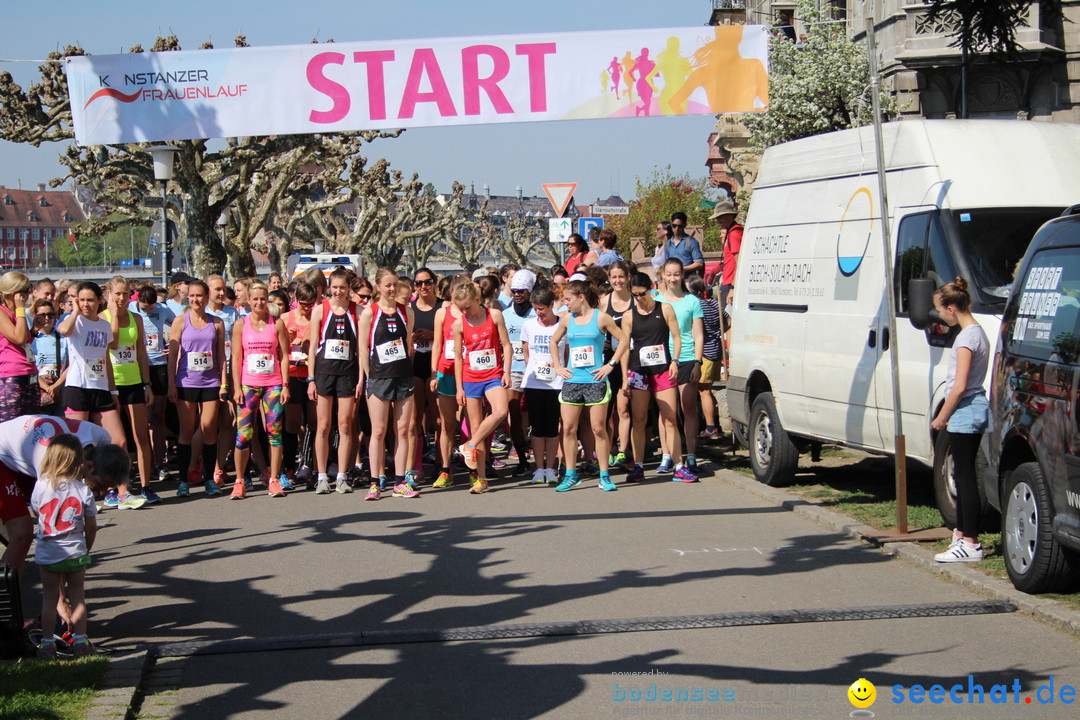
[204,480,222,497]
[555,472,582,492]
[686,455,699,472]
[656,456,674,474]
[598,473,618,492]
[141,487,162,504]
[278,474,294,491]
[102,489,120,508]
[176,481,190,498]
[626,465,645,482]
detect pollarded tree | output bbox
[0,36,398,278]
[741,0,897,150]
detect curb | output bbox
[704,453,1080,638]
[85,650,151,720]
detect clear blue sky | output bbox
[0,0,723,203]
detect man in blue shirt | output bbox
[663,212,704,276]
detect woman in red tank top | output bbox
[428,275,470,489]
[451,282,512,494]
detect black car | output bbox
[988,206,1080,593]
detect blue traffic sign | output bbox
[578,217,604,237]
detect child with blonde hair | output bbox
[30,434,98,658]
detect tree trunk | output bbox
[183,196,227,278]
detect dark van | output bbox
[988,207,1080,593]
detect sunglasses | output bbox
[510,288,530,294]
[416,278,435,286]
[671,223,685,228]
[298,301,315,308]
[631,290,650,298]
[36,312,56,319]
[358,294,372,300]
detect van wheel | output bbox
[749,393,797,486]
[1002,462,1079,594]
[932,432,996,531]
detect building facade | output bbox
[0,184,85,268]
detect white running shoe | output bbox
[934,541,983,563]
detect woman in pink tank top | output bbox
[229,282,290,499]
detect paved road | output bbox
[68,461,1080,719]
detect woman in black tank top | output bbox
[409,268,442,484]
[621,272,693,483]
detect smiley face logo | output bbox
[848,678,876,709]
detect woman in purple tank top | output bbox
[167,279,227,498]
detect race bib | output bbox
[512,342,524,363]
[37,363,58,378]
[114,344,137,365]
[187,351,213,372]
[145,333,159,351]
[289,349,308,364]
[639,344,666,367]
[469,348,496,371]
[570,345,595,369]
[325,339,350,360]
[534,362,554,382]
[87,357,107,380]
[414,339,432,353]
[376,338,405,365]
[443,341,456,360]
[247,353,273,374]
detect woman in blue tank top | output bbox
[550,280,628,493]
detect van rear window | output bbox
[1005,247,1080,364]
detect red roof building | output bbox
[0,184,86,268]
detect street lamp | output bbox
[149,146,179,287]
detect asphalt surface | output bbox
[35,459,1080,719]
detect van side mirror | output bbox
[908,277,941,329]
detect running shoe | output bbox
[213,468,228,486]
[296,465,312,481]
[403,469,420,489]
[598,474,618,492]
[156,467,170,483]
[336,476,353,494]
[432,471,454,489]
[544,468,559,484]
[698,427,721,441]
[934,542,983,563]
[204,480,222,497]
[469,477,489,494]
[491,456,507,470]
[140,487,162,504]
[581,461,599,476]
[555,472,582,492]
[36,641,58,660]
[612,452,630,469]
[686,455,699,472]
[531,468,548,484]
[230,480,246,500]
[314,477,331,495]
[118,493,147,510]
[458,443,479,470]
[365,482,381,501]
[656,456,675,474]
[176,481,190,498]
[393,483,420,498]
[673,465,699,483]
[71,639,96,657]
[268,479,286,498]
[490,433,509,451]
[626,464,646,483]
[278,474,295,492]
[102,490,120,508]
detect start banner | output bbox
[66,26,768,145]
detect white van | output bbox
[727,119,1080,526]
[286,253,365,281]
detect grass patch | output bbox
[0,656,108,720]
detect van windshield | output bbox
[950,208,1064,307]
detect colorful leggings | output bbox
[235,385,284,450]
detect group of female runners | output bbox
[3,251,718,505]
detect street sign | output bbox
[542,183,577,217]
[578,217,604,237]
[593,205,629,215]
[549,218,573,245]
[143,197,164,208]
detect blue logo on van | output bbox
[837,187,874,277]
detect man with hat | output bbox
[504,269,538,475]
[712,200,742,311]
